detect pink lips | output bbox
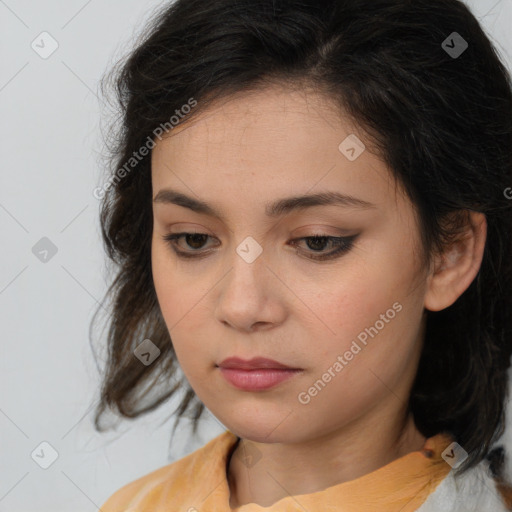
[217,357,303,391]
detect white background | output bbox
[1,0,511,510]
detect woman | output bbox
[94,0,512,509]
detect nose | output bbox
[214,243,286,332]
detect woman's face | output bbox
[151,85,430,444]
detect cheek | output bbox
[151,237,203,319]
[308,247,424,366]
[151,242,180,317]
[151,240,215,370]
[305,270,393,340]
[152,241,192,346]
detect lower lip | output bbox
[218,367,303,391]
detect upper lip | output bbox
[217,357,301,370]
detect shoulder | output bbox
[496,480,512,510]
[418,459,511,512]
[100,430,239,512]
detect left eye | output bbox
[162,232,358,261]
[290,234,358,260]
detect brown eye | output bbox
[289,234,358,261]
[181,233,209,250]
[162,232,217,258]
[162,232,358,262]
[304,236,330,252]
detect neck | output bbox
[227,412,426,509]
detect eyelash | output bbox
[161,232,358,262]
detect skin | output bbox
[150,84,487,508]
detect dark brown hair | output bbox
[91,0,512,476]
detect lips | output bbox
[217,357,300,370]
[217,357,303,391]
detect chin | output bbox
[218,410,300,444]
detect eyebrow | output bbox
[153,188,377,219]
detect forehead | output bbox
[151,85,404,218]
[154,85,355,160]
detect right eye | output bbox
[162,232,218,258]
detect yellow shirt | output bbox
[100,430,457,511]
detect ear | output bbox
[424,211,487,312]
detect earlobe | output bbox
[424,211,487,312]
